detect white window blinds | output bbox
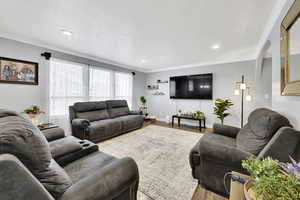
[89,67,113,101]
[115,72,133,109]
[49,59,133,133]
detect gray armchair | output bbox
[189,108,300,196]
[0,109,139,200]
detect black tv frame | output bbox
[169,73,213,100]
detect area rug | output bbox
[98,125,202,200]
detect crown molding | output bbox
[0,31,145,72]
[144,56,255,73]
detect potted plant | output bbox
[140,96,146,107]
[23,105,44,126]
[213,98,233,124]
[242,157,300,200]
[178,109,182,116]
[194,111,204,119]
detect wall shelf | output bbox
[152,91,165,96]
[147,85,159,90]
[156,80,168,84]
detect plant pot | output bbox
[244,180,261,200]
[26,113,40,126]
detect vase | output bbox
[26,113,40,126]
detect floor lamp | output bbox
[234,75,252,128]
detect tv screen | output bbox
[170,73,213,99]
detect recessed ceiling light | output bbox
[211,44,220,50]
[141,59,147,63]
[61,30,73,36]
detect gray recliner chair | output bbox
[189,108,300,196]
[0,109,139,200]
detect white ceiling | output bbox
[0,0,278,72]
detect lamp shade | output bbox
[240,83,246,90]
[234,89,240,96]
[246,95,252,101]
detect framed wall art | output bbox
[0,57,38,85]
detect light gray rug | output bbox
[99,125,202,200]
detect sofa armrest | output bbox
[213,123,240,138]
[199,136,253,164]
[0,154,54,200]
[258,127,300,162]
[129,110,143,115]
[42,127,65,142]
[60,157,139,200]
[72,118,90,128]
[201,145,253,164]
[71,119,90,139]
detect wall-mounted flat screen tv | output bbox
[170,73,213,99]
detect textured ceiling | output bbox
[0,0,278,72]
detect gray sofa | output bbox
[0,109,139,200]
[190,108,300,196]
[69,100,144,143]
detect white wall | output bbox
[146,60,272,128]
[0,37,146,116]
[0,38,48,112]
[267,0,300,130]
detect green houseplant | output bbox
[23,105,44,126]
[242,157,300,200]
[140,96,146,106]
[213,98,233,124]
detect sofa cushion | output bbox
[64,151,116,183]
[199,133,252,164]
[248,108,291,138]
[89,119,122,141]
[36,159,73,198]
[49,136,83,159]
[73,101,107,112]
[116,115,144,131]
[236,124,270,155]
[76,110,109,122]
[236,108,292,155]
[0,111,72,198]
[106,100,130,118]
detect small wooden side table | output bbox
[172,114,206,131]
[38,123,59,131]
[229,171,250,200]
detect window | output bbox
[49,59,88,132]
[49,59,87,117]
[89,67,112,101]
[49,59,133,132]
[115,72,133,108]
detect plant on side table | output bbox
[23,105,44,126]
[213,98,233,124]
[139,96,148,115]
[242,157,300,200]
[140,96,146,106]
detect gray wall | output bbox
[0,37,146,116]
[266,0,300,130]
[145,60,272,128]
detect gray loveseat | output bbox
[189,108,300,196]
[69,100,144,143]
[0,109,139,200]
